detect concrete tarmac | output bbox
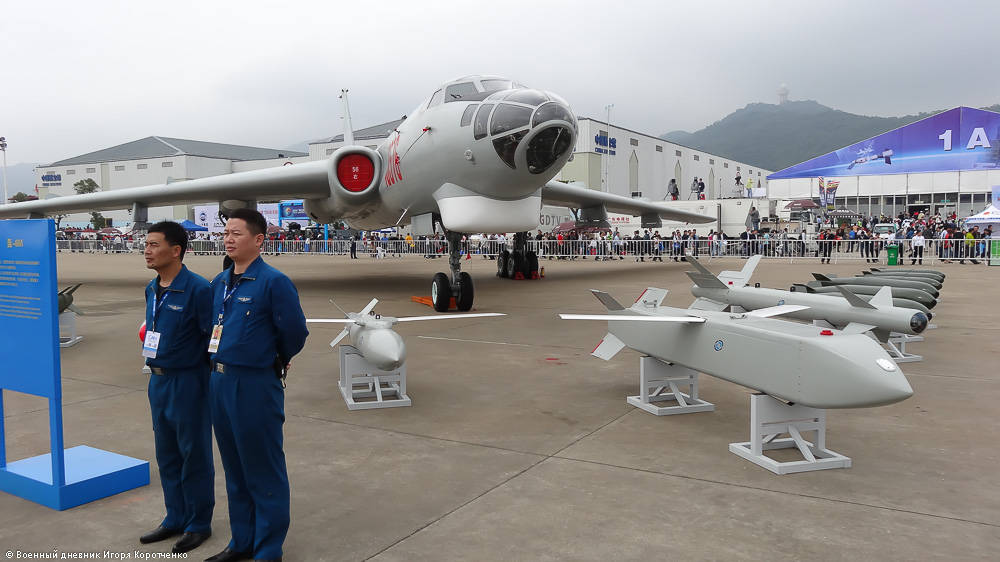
[1,253,997,560]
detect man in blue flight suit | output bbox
[204,208,308,562]
[139,221,215,554]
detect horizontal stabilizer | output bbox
[592,333,626,360]
[560,314,705,323]
[686,271,729,289]
[590,289,625,311]
[868,286,893,308]
[634,287,669,308]
[746,304,809,318]
[833,285,876,309]
[688,297,729,312]
[841,322,876,335]
[396,313,506,322]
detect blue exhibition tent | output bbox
[178,219,207,231]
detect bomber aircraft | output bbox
[0,75,713,311]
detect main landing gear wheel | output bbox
[431,272,451,312]
[505,250,522,278]
[497,250,510,278]
[456,272,474,311]
[526,251,539,277]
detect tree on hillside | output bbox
[73,179,106,229]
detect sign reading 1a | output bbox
[938,128,992,151]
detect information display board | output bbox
[0,219,148,510]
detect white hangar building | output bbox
[767,107,1000,218]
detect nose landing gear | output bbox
[431,230,475,312]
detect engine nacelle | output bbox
[304,146,383,224]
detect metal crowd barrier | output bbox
[53,237,992,265]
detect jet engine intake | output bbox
[304,146,383,224]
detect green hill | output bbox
[662,102,1000,173]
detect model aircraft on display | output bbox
[306,298,504,371]
[0,75,713,312]
[684,256,929,341]
[560,288,913,409]
[846,146,893,170]
[811,273,940,298]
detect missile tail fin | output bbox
[590,289,625,311]
[791,283,815,293]
[842,322,876,335]
[684,255,714,277]
[833,285,877,309]
[717,254,761,287]
[592,333,626,361]
[686,271,729,289]
[634,287,668,308]
[812,273,833,282]
[869,286,894,308]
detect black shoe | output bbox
[173,532,211,553]
[204,547,252,562]
[140,525,182,544]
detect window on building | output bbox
[630,138,638,146]
[137,164,148,170]
[326,148,335,155]
[162,161,173,168]
[675,150,682,157]
[114,165,125,171]
[598,129,607,136]
[757,171,761,176]
[693,155,700,161]
[748,169,752,174]
[655,145,662,152]
[709,159,714,165]
[631,191,642,198]
[86,167,96,173]
[724,162,729,168]
[736,166,741,171]
[66,169,76,175]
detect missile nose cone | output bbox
[360,329,407,372]
[909,312,928,334]
[868,358,914,406]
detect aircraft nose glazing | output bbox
[488,89,577,172]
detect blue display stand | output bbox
[0,219,149,510]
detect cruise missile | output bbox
[560,288,913,409]
[870,268,945,280]
[307,298,504,371]
[860,271,944,287]
[812,273,939,298]
[686,256,928,340]
[800,281,937,308]
[790,284,933,318]
[58,284,84,315]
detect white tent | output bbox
[964,204,1000,227]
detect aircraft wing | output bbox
[0,160,334,218]
[541,181,714,224]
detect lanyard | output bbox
[151,288,170,332]
[218,278,241,324]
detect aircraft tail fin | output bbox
[590,289,625,311]
[869,286,893,308]
[791,283,815,293]
[718,254,761,287]
[634,287,668,308]
[686,271,728,290]
[591,333,626,361]
[833,285,877,309]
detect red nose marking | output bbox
[820,329,834,336]
[728,281,733,285]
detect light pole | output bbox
[603,104,613,193]
[0,136,7,204]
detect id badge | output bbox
[208,324,223,353]
[142,331,161,359]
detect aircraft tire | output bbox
[525,251,539,277]
[506,251,521,278]
[497,250,510,278]
[456,272,474,311]
[431,272,452,312]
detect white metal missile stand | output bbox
[884,332,923,363]
[627,356,715,415]
[338,344,411,410]
[729,394,851,474]
[58,311,83,347]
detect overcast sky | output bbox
[2,0,998,166]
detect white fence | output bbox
[55,237,991,265]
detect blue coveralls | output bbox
[209,256,308,560]
[144,265,215,535]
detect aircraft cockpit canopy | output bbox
[426,77,527,108]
